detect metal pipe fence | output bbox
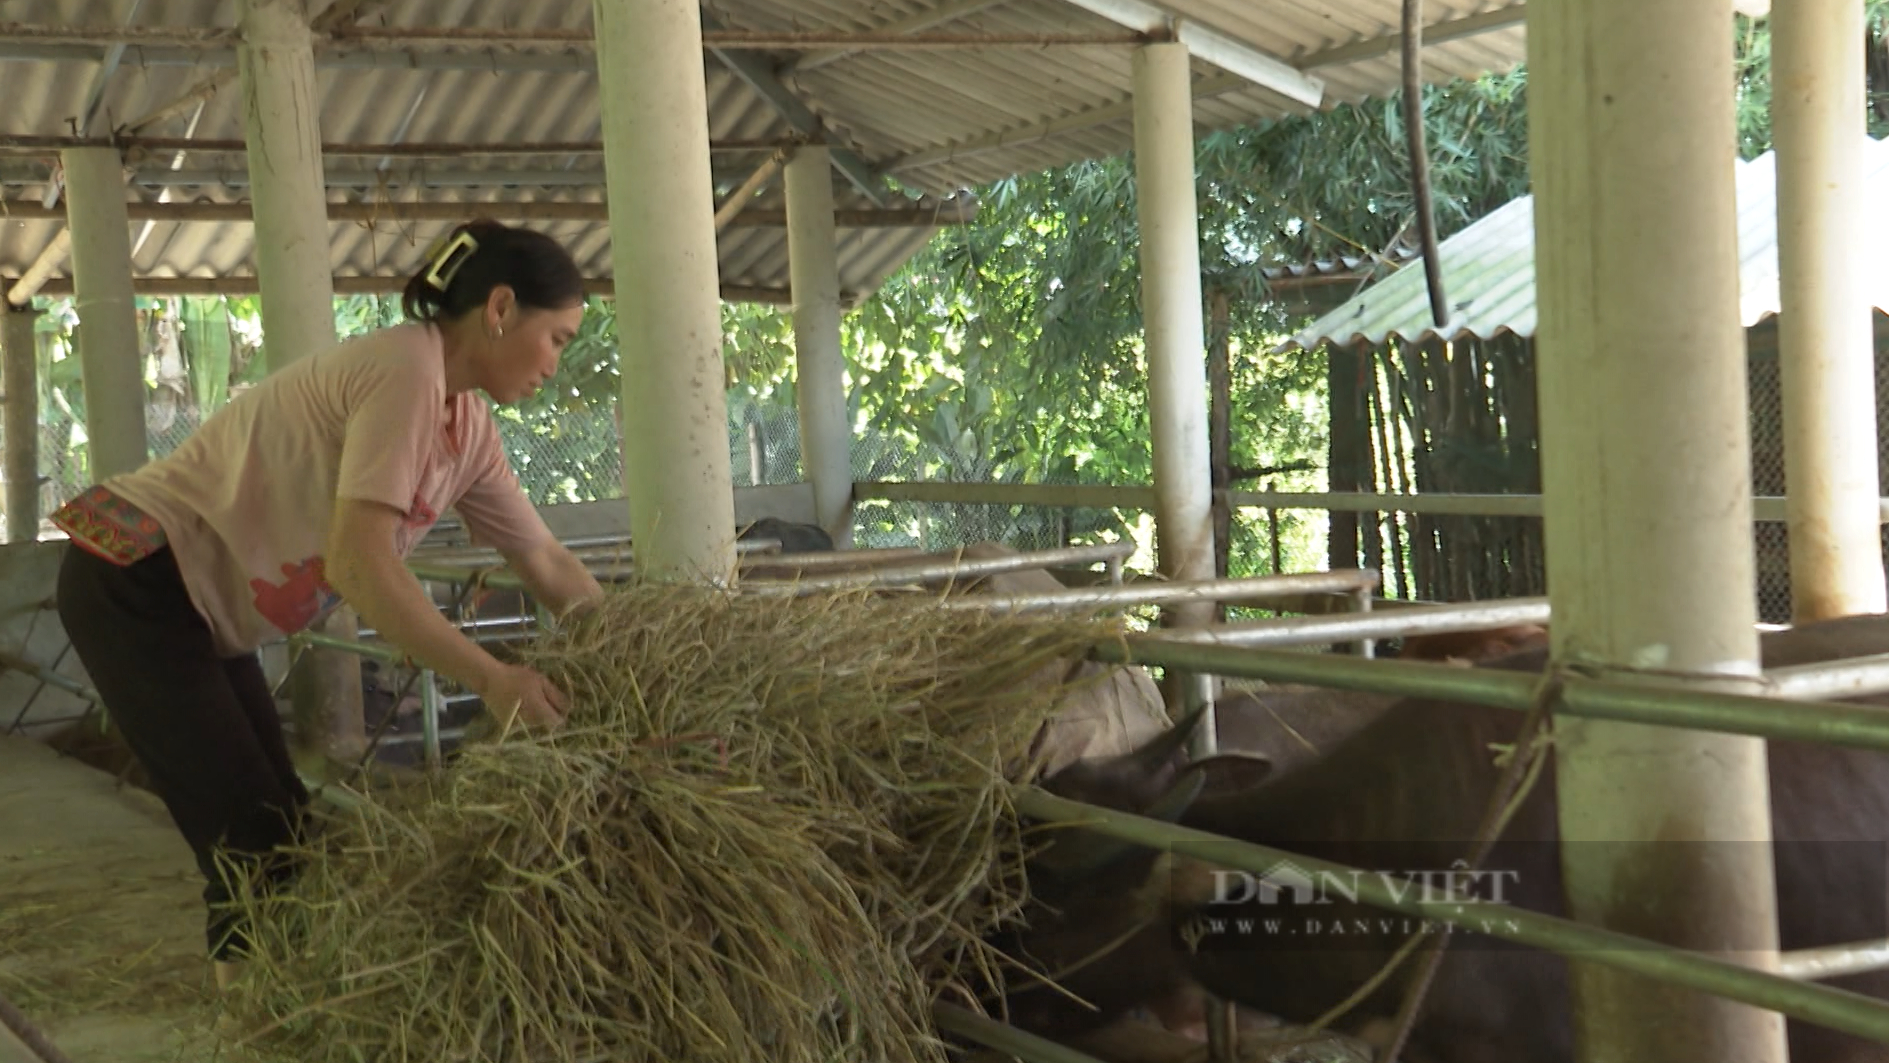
[1780,940,1889,982]
[1144,595,1548,647]
[734,541,1137,595]
[929,570,1379,614]
[1093,637,1889,753]
[275,531,1889,1050]
[1008,788,1889,1046]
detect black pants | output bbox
[55,542,309,961]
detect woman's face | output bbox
[480,287,582,404]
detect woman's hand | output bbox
[475,662,569,729]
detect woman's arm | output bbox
[324,498,567,727]
[501,537,607,620]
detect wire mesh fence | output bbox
[1346,326,1889,622]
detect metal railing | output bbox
[1007,785,1889,1045]
[851,481,1889,524]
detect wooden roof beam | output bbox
[697,11,888,206]
[785,0,1014,75]
[25,273,843,305]
[0,135,798,158]
[0,199,975,226]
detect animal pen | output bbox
[6,3,1889,1063]
[1283,135,1889,621]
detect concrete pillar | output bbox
[1134,42,1218,739]
[60,148,147,481]
[593,0,738,582]
[784,145,855,548]
[1133,43,1215,609]
[238,0,336,372]
[2,301,40,543]
[1529,3,1787,1063]
[1773,0,1885,622]
[240,0,361,764]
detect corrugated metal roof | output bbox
[1260,249,1417,283]
[0,0,1528,300]
[1281,135,1889,352]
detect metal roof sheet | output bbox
[1281,135,1889,352]
[0,0,1528,300]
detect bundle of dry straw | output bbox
[217,579,1135,1063]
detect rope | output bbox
[1367,669,1563,1060]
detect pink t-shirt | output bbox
[101,323,553,657]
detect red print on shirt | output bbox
[250,556,340,634]
[395,495,441,555]
[406,496,438,530]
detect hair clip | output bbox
[423,230,479,292]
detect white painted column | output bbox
[61,148,147,481]
[238,0,336,371]
[1133,43,1215,607]
[784,145,855,548]
[1529,2,1786,1063]
[2,301,40,543]
[593,0,738,582]
[240,0,361,763]
[1133,42,1218,740]
[1773,0,1885,622]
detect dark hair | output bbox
[400,220,584,324]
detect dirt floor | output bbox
[0,734,224,1063]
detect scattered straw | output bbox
[0,883,207,1021]
[218,579,1133,1063]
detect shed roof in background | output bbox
[1,0,1528,305]
[1281,134,1889,352]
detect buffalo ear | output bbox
[1120,703,1211,775]
[1185,751,1274,801]
[1029,769,1207,881]
[1025,707,1216,880]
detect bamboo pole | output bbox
[712,149,791,231]
[1207,288,1233,611]
[6,229,71,305]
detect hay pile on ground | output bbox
[217,579,1132,1063]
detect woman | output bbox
[50,220,607,987]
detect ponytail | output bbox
[401,220,584,324]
